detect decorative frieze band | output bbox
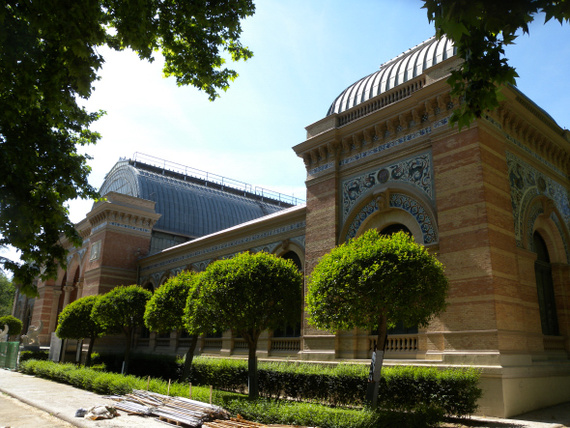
[341,151,434,223]
[141,223,306,273]
[506,151,569,251]
[344,193,437,244]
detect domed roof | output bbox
[327,36,456,116]
[99,158,293,239]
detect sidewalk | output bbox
[1,368,569,427]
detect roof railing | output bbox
[130,152,305,206]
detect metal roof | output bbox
[99,158,293,239]
[327,36,456,116]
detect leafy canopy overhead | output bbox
[422,0,570,129]
[0,0,255,294]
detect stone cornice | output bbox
[295,83,456,180]
[87,192,161,234]
[487,87,570,179]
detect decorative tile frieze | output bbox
[342,151,434,223]
[506,151,570,250]
[485,115,567,178]
[308,161,334,177]
[306,116,450,178]
[344,193,437,244]
[141,225,306,272]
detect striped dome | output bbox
[327,36,456,116]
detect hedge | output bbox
[50,353,481,416]
[17,359,442,428]
[188,357,481,416]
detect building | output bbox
[14,36,570,417]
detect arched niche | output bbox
[342,189,438,245]
[524,196,569,265]
[273,240,305,273]
[533,231,560,336]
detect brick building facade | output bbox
[13,37,570,417]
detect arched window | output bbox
[273,250,302,338]
[380,223,411,236]
[534,232,559,336]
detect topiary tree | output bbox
[91,285,152,374]
[144,271,202,380]
[0,315,23,341]
[185,251,303,399]
[56,295,104,365]
[306,230,449,408]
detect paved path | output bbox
[1,368,569,427]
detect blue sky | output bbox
[1,1,569,266]
[71,1,569,223]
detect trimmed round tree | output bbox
[145,271,201,379]
[185,251,303,399]
[306,230,448,407]
[92,285,152,374]
[56,295,104,365]
[0,315,23,341]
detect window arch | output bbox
[534,232,559,336]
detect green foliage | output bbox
[56,295,103,340]
[0,271,15,316]
[0,1,255,293]
[422,0,570,128]
[188,358,481,417]
[0,314,23,338]
[307,230,448,333]
[186,251,303,398]
[19,349,49,362]
[96,352,181,381]
[186,252,303,338]
[17,359,470,428]
[18,359,241,401]
[92,285,152,336]
[92,285,152,372]
[144,271,197,333]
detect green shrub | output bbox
[96,352,181,380]
[188,357,481,416]
[19,350,49,362]
[0,315,23,338]
[17,359,444,428]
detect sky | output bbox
[2,0,569,267]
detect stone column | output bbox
[62,285,75,308]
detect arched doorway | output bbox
[534,231,559,336]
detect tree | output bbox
[185,251,303,399]
[422,0,570,129]
[306,230,448,408]
[91,285,152,374]
[144,271,201,380]
[55,295,104,366]
[0,1,255,294]
[0,315,23,341]
[0,271,15,317]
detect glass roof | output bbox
[99,159,292,239]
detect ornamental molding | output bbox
[341,151,434,224]
[343,192,437,245]
[303,93,455,178]
[506,151,569,255]
[141,224,306,273]
[489,106,570,178]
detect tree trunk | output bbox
[366,314,388,409]
[123,328,133,374]
[182,335,199,380]
[86,337,96,366]
[246,334,259,399]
